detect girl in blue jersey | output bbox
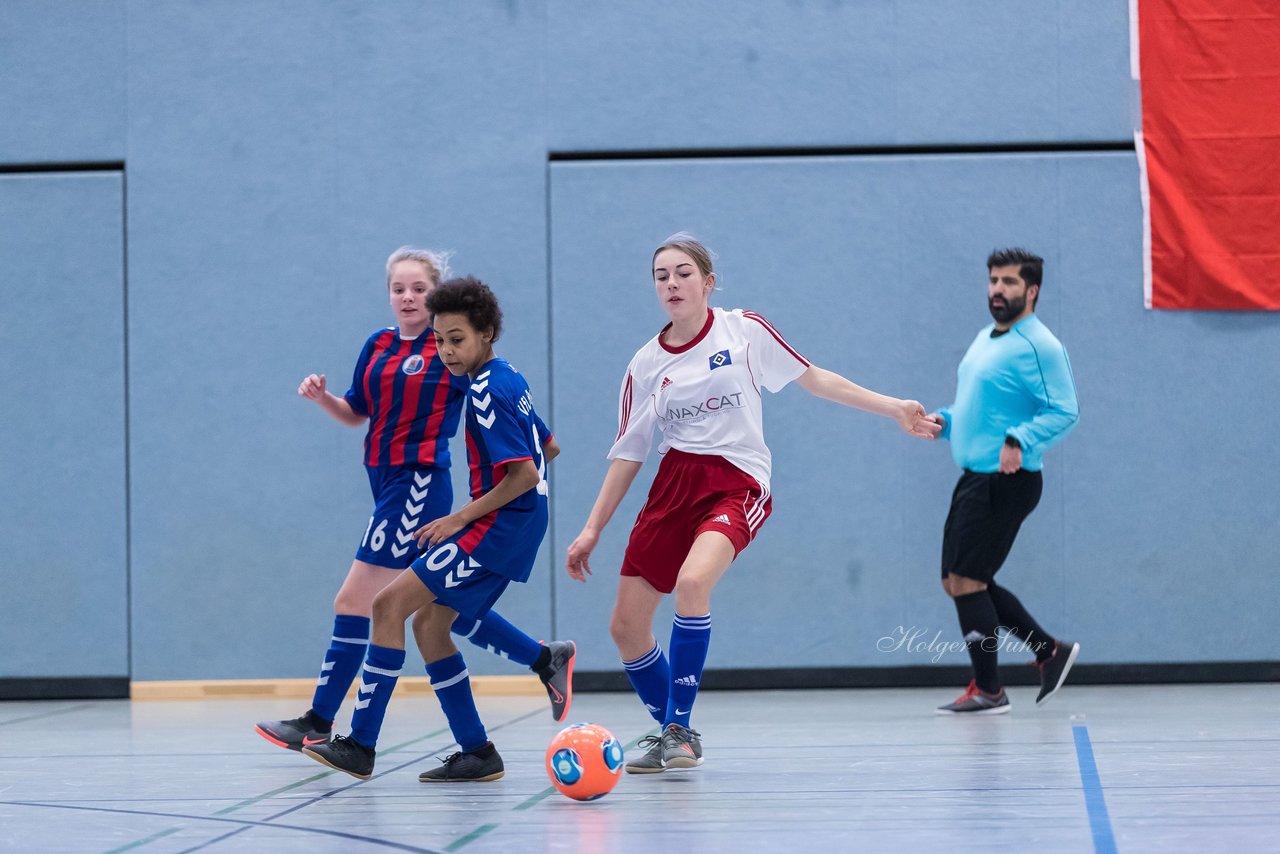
[256,251,573,755]
[303,276,559,782]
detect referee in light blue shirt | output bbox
[929,248,1081,716]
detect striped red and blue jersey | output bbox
[461,358,552,504]
[454,358,551,583]
[342,327,469,468]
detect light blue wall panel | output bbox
[1057,158,1280,662]
[0,172,127,676]
[549,151,1280,672]
[124,0,551,679]
[0,1,126,162]
[547,0,1131,151]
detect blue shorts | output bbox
[410,508,546,619]
[356,465,453,570]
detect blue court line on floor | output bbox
[443,727,657,851]
[1072,724,1118,854]
[0,801,442,854]
[177,707,546,854]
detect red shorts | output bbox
[620,449,772,594]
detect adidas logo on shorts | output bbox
[711,514,731,525]
[674,674,699,687]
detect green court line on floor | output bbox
[446,727,658,850]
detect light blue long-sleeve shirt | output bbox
[937,314,1079,473]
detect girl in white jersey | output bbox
[565,233,941,773]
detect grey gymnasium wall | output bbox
[1,1,1276,690]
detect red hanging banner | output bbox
[1135,0,1280,309]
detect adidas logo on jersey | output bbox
[674,674,699,687]
[660,376,672,390]
[710,514,731,525]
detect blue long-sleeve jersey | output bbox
[937,314,1079,473]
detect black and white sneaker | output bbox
[302,734,376,780]
[536,640,576,722]
[1036,640,1080,706]
[417,742,505,782]
[255,712,332,752]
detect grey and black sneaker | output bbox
[255,712,332,752]
[936,680,1011,715]
[624,733,667,774]
[301,734,375,780]
[660,723,703,769]
[418,742,505,782]
[536,640,576,722]
[1035,640,1080,706]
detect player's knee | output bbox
[418,624,456,661]
[370,588,407,625]
[608,608,645,648]
[672,575,712,613]
[333,588,367,616]
[944,574,987,598]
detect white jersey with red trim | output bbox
[608,307,810,489]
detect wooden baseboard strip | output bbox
[130,674,543,701]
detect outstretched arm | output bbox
[795,366,940,439]
[565,458,644,583]
[299,373,366,427]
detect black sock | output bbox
[531,645,551,673]
[988,582,1056,663]
[305,709,333,733]
[471,741,497,758]
[953,590,1001,694]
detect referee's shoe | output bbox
[1035,640,1080,706]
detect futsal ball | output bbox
[545,723,624,801]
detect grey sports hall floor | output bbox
[1,684,1276,853]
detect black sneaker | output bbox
[1036,640,1080,706]
[536,640,576,722]
[418,742,505,783]
[302,734,375,780]
[255,712,331,751]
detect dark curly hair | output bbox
[426,276,503,342]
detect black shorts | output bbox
[941,469,1043,583]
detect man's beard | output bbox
[988,293,1026,324]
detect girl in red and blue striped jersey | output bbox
[256,249,574,755]
[303,276,560,782]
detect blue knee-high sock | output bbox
[622,643,670,724]
[426,652,488,752]
[665,613,711,728]
[452,611,542,667]
[348,644,406,750]
[309,615,370,723]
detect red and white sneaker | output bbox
[936,680,1011,715]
